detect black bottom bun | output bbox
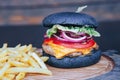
[43,50,101,68]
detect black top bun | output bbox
[43,12,98,28]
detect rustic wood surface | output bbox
[24,55,114,80]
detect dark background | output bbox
[0,0,120,51]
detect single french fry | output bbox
[5,73,15,80]
[0,50,9,58]
[0,43,7,52]
[15,44,21,48]
[7,48,18,54]
[0,63,10,79]
[0,56,9,62]
[26,44,32,52]
[9,61,29,67]
[40,56,49,62]
[2,43,8,49]
[18,45,29,53]
[30,52,48,69]
[7,67,52,75]
[16,72,26,80]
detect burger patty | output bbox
[42,44,96,57]
[42,44,55,56]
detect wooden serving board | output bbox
[24,55,114,80]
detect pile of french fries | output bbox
[0,43,52,80]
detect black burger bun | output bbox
[43,12,98,28]
[43,50,101,68]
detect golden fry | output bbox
[9,61,29,67]
[16,72,26,80]
[0,63,10,79]
[7,67,52,75]
[0,50,9,58]
[5,73,15,80]
[0,56,9,62]
[40,56,49,62]
[30,52,48,69]
[2,43,8,49]
[15,44,21,48]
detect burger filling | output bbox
[43,25,100,59]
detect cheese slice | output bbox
[44,40,97,59]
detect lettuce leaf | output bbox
[46,25,100,38]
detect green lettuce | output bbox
[46,25,100,38]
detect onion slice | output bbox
[53,34,69,42]
[61,31,87,42]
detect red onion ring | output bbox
[61,31,87,42]
[53,34,69,41]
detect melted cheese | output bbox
[44,41,97,59]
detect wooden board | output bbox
[24,55,114,80]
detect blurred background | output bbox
[0,0,120,51]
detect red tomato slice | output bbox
[44,38,96,49]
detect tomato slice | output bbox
[44,37,96,49]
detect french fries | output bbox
[0,43,52,80]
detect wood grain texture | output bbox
[24,55,114,80]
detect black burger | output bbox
[42,12,101,68]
